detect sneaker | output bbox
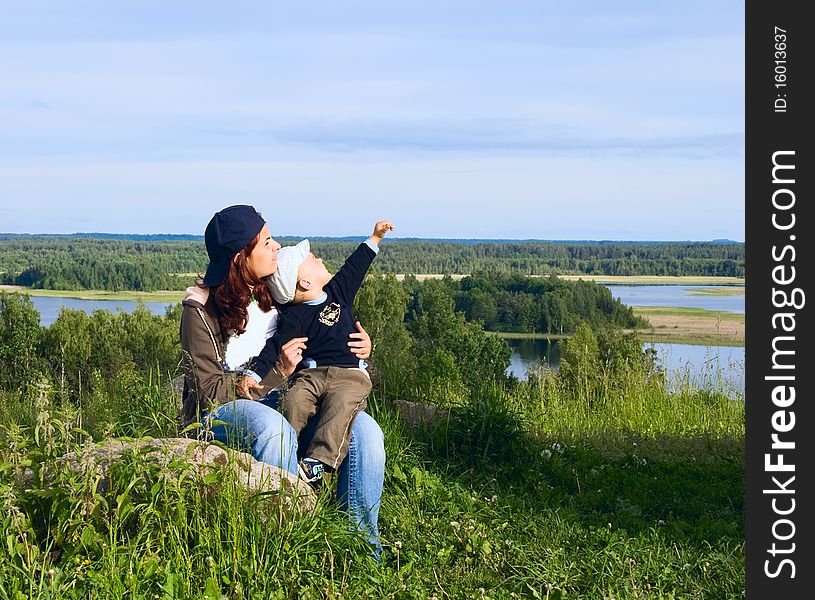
[298,457,325,488]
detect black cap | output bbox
[203,205,266,286]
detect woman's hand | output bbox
[347,321,372,360]
[277,336,308,377]
[237,375,263,399]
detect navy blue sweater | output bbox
[249,242,376,379]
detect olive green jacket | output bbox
[179,286,281,429]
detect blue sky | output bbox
[0,1,744,240]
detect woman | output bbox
[180,204,385,553]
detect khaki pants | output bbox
[281,366,372,470]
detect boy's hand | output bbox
[278,337,308,377]
[370,220,394,245]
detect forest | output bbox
[389,272,646,336]
[0,234,744,291]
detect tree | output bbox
[0,292,44,389]
[354,274,416,394]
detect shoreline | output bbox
[390,274,745,285]
[0,285,183,303]
[490,306,744,348]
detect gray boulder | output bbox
[47,437,316,512]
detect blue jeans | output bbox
[206,392,384,553]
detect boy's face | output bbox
[298,252,332,290]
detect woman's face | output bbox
[245,224,281,279]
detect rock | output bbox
[44,437,316,512]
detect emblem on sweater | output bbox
[319,302,341,326]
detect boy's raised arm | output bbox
[369,220,394,246]
[329,220,394,304]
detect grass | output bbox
[487,331,570,340]
[389,275,745,285]
[0,363,745,599]
[635,332,743,347]
[686,287,745,297]
[485,306,744,347]
[632,307,744,321]
[630,307,744,348]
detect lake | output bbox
[604,284,744,313]
[30,296,175,327]
[506,337,744,395]
[506,283,745,394]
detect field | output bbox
[490,307,744,348]
[392,275,746,286]
[631,307,744,347]
[0,374,745,599]
[558,275,745,285]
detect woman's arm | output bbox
[180,303,239,423]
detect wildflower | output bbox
[393,541,403,550]
[541,449,552,459]
[450,521,460,529]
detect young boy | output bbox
[246,220,393,486]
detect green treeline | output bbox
[381,272,643,335]
[0,237,200,291]
[450,272,645,333]
[0,235,744,291]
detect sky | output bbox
[0,1,744,241]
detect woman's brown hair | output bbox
[204,232,274,337]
